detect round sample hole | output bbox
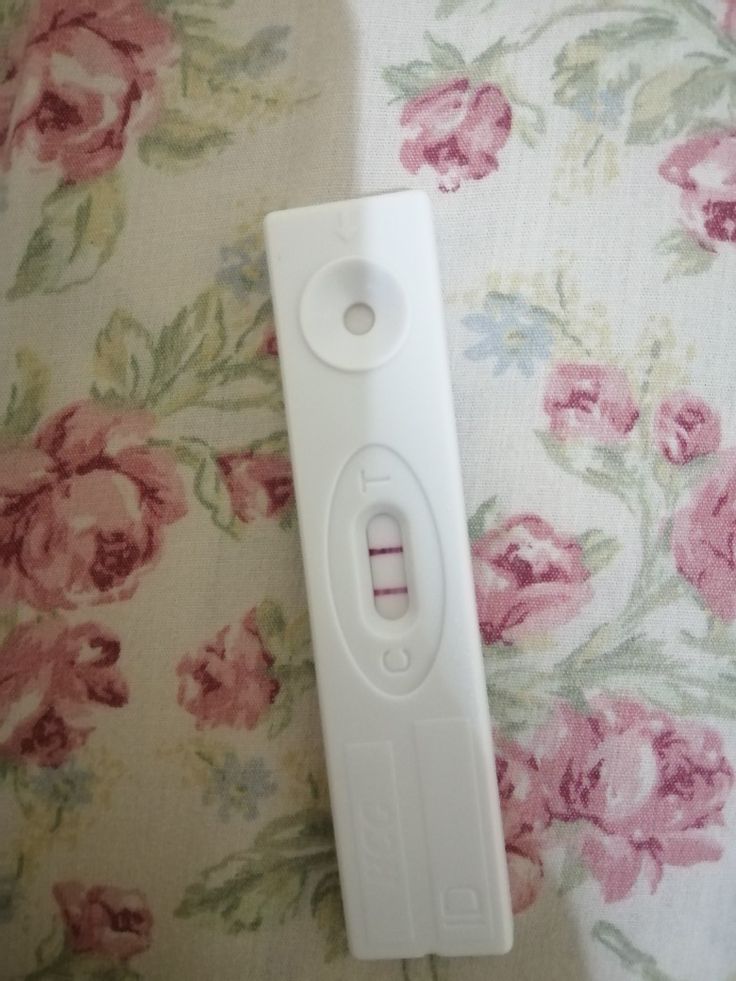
[300,257,408,371]
[343,302,375,335]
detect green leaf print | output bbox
[627,61,730,144]
[8,174,124,299]
[155,292,224,388]
[656,229,717,279]
[593,921,680,981]
[535,431,638,510]
[683,616,736,659]
[577,529,620,574]
[171,437,237,535]
[30,916,64,972]
[425,32,465,71]
[138,109,231,170]
[0,610,17,650]
[267,659,316,738]
[383,60,443,100]
[176,809,337,936]
[0,0,28,45]
[247,428,290,455]
[435,0,473,17]
[485,651,559,737]
[467,497,497,541]
[174,16,291,98]
[148,289,227,410]
[562,634,736,722]
[552,15,676,107]
[490,625,736,739]
[557,844,589,895]
[254,605,315,737]
[25,949,142,981]
[92,313,156,408]
[2,349,48,440]
[310,870,348,962]
[238,25,291,79]
[512,100,547,146]
[383,30,480,100]
[92,286,282,416]
[255,599,287,641]
[0,0,26,19]
[0,854,23,925]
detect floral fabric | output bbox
[2,1,736,979]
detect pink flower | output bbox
[257,325,278,357]
[217,450,293,523]
[724,0,736,36]
[654,392,720,465]
[0,0,176,182]
[472,515,592,645]
[536,699,733,901]
[496,738,550,843]
[0,401,186,611]
[399,79,512,192]
[0,619,128,767]
[496,738,550,913]
[54,881,152,960]
[543,363,639,442]
[672,452,736,619]
[505,841,543,915]
[659,131,736,248]
[177,610,280,730]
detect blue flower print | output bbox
[27,761,94,815]
[463,293,553,376]
[217,233,269,298]
[202,752,277,821]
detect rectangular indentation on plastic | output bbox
[366,513,409,619]
[345,741,414,946]
[414,719,492,943]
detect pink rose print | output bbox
[472,515,592,645]
[217,450,293,523]
[257,325,279,357]
[0,401,186,611]
[672,451,736,620]
[654,392,720,465]
[496,739,550,913]
[536,699,733,902]
[505,841,543,915]
[725,0,736,35]
[659,131,736,248]
[543,363,639,442]
[0,619,128,768]
[177,609,280,730]
[0,0,176,182]
[54,881,153,960]
[399,79,512,192]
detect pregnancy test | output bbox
[264,190,512,960]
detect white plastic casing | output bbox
[264,190,513,960]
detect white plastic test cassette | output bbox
[264,190,512,959]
